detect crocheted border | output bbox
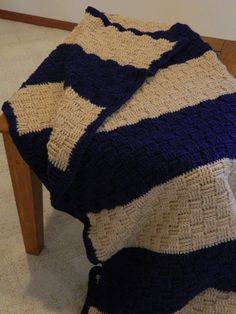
[86,6,195,42]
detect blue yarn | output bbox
[25,44,70,86]
[83,242,236,313]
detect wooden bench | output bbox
[0,37,235,256]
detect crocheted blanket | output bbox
[3,6,236,314]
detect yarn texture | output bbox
[3,6,236,314]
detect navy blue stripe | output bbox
[51,93,236,215]
[148,39,188,75]
[64,44,148,108]
[2,102,51,188]
[82,242,236,314]
[65,41,191,105]
[24,44,70,86]
[167,37,209,67]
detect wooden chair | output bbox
[0,114,43,255]
[0,37,235,256]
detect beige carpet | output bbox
[0,19,92,313]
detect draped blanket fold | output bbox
[3,6,236,314]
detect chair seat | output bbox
[0,114,9,133]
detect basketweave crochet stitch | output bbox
[3,6,236,314]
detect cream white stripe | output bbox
[99,51,236,133]
[87,159,236,262]
[176,289,236,313]
[88,307,107,314]
[9,82,63,135]
[87,289,236,314]
[64,14,175,69]
[47,87,104,171]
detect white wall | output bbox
[1,0,236,40]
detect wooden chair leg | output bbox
[2,132,44,255]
